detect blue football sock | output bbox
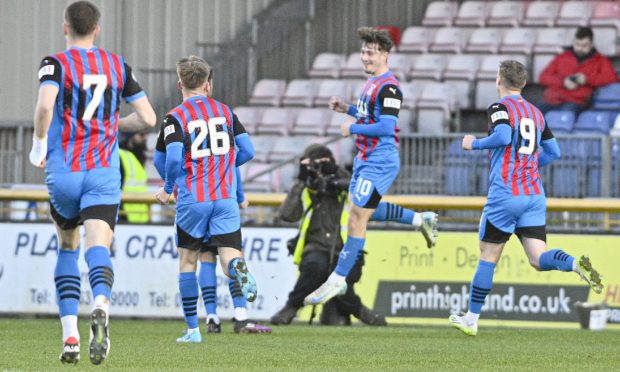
[370,202,415,224]
[539,249,575,272]
[469,260,496,314]
[179,272,199,329]
[85,246,114,299]
[199,262,217,315]
[54,249,81,317]
[229,280,246,308]
[334,236,365,277]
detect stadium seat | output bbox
[487,1,524,27]
[340,53,367,79]
[248,79,286,106]
[255,108,295,135]
[314,80,350,107]
[408,54,446,81]
[251,135,280,162]
[556,1,593,27]
[398,27,434,53]
[399,81,424,110]
[233,106,264,134]
[243,162,277,192]
[573,111,614,134]
[422,1,458,27]
[500,28,536,55]
[475,55,527,110]
[387,53,414,81]
[326,111,355,136]
[281,79,318,107]
[591,2,620,32]
[326,137,356,166]
[592,83,620,110]
[611,113,620,136]
[522,1,560,27]
[429,27,467,54]
[397,109,414,134]
[268,136,316,162]
[416,82,454,134]
[348,80,367,103]
[292,108,331,136]
[544,110,576,134]
[308,53,346,79]
[454,1,490,27]
[465,28,502,54]
[443,55,480,109]
[533,28,570,55]
[592,27,619,57]
[532,54,556,83]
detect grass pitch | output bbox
[1,318,619,371]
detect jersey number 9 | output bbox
[188,117,231,159]
[518,118,536,155]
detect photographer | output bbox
[539,27,618,115]
[270,144,387,326]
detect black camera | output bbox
[305,161,347,194]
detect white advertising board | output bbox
[0,223,299,321]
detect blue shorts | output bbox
[175,198,241,250]
[46,167,121,229]
[479,195,546,242]
[349,153,400,208]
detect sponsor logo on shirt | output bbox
[383,98,401,109]
[491,111,509,123]
[38,65,55,79]
[164,125,175,139]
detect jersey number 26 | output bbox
[188,118,231,159]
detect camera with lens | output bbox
[304,160,348,194]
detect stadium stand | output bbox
[308,53,346,79]
[454,1,490,27]
[545,110,576,134]
[421,1,458,27]
[556,1,593,27]
[487,1,525,27]
[249,79,287,106]
[398,26,434,53]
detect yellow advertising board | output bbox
[299,231,620,329]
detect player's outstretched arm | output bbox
[118,96,157,132]
[469,124,512,150]
[349,115,397,137]
[30,84,59,167]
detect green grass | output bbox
[1,318,619,371]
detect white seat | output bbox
[256,108,295,135]
[397,109,414,134]
[523,1,560,27]
[591,2,620,32]
[314,80,349,107]
[416,82,454,134]
[443,55,480,109]
[268,136,316,162]
[399,81,425,109]
[243,162,276,192]
[455,1,490,27]
[326,111,354,136]
[422,1,458,27]
[534,28,570,55]
[465,28,502,54]
[250,135,280,162]
[308,53,346,79]
[487,1,524,27]
[248,79,286,106]
[408,54,446,81]
[348,80,367,103]
[387,53,414,81]
[593,27,619,57]
[398,27,434,53]
[292,108,331,136]
[281,79,318,107]
[556,1,593,27]
[233,106,263,134]
[430,27,467,54]
[500,28,536,55]
[533,54,556,83]
[340,53,367,79]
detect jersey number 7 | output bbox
[188,117,231,159]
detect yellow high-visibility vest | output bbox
[119,149,149,223]
[292,188,349,265]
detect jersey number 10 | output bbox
[188,117,231,159]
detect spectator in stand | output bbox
[539,27,618,114]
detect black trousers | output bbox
[286,249,363,317]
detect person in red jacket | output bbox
[539,27,618,114]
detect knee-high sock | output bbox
[85,246,114,300]
[179,272,199,329]
[55,249,81,317]
[370,202,415,225]
[539,249,574,272]
[469,260,496,314]
[334,237,365,277]
[199,262,217,316]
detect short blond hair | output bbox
[176,55,211,90]
[499,60,527,90]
